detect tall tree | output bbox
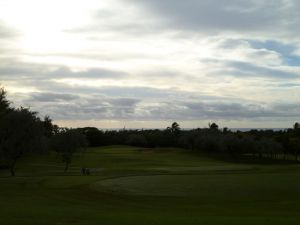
[51,129,87,172]
[0,87,10,115]
[209,122,219,131]
[0,107,44,176]
[167,122,181,135]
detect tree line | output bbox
[78,122,300,161]
[0,88,87,176]
[1,87,300,176]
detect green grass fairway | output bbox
[1,146,300,225]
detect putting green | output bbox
[92,171,300,201]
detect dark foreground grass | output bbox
[1,146,300,225]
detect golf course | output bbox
[1,145,300,225]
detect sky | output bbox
[0,0,300,129]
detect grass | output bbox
[1,145,300,225]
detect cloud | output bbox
[50,67,127,79]
[126,0,300,38]
[248,40,300,66]
[225,61,300,79]
[30,92,79,102]
[137,100,300,121]
[0,59,46,79]
[66,3,165,37]
[2,57,299,125]
[0,59,127,80]
[0,21,19,39]
[130,99,300,121]
[1,0,300,128]
[24,93,141,120]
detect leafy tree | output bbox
[0,87,10,115]
[222,127,229,134]
[51,129,87,172]
[43,115,55,138]
[167,122,181,134]
[194,135,221,153]
[240,136,256,157]
[76,127,105,147]
[222,134,242,156]
[126,134,147,147]
[209,122,219,131]
[0,107,44,176]
[293,122,300,138]
[289,138,300,161]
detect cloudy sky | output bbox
[1,0,300,129]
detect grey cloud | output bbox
[21,90,141,120]
[2,58,300,123]
[30,99,300,121]
[182,101,272,119]
[8,81,300,122]
[0,59,182,100]
[277,83,300,88]
[272,103,300,115]
[0,59,127,80]
[0,63,45,78]
[66,6,165,37]
[137,100,300,121]
[30,92,79,102]
[108,98,140,107]
[99,86,169,98]
[126,0,300,36]
[217,39,250,49]
[204,59,300,79]
[226,61,299,79]
[41,97,140,120]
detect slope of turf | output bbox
[1,146,300,225]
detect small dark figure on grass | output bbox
[81,167,90,175]
[81,167,86,175]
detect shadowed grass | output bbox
[1,145,300,225]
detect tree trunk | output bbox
[64,162,69,172]
[10,159,16,176]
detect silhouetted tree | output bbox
[195,135,221,153]
[222,134,242,156]
[167,122,181,135]
[43,116,55,138]
[126,134,148,147]
[209,122,219,131]
[0,107,45,176]
[76,127,105,147]
[289,138,300,161]
[0,87,10,115]
[223,127,229,134]
[51,129,87,172]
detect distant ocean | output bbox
[101,128,287,131]
[228,128,286,132]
